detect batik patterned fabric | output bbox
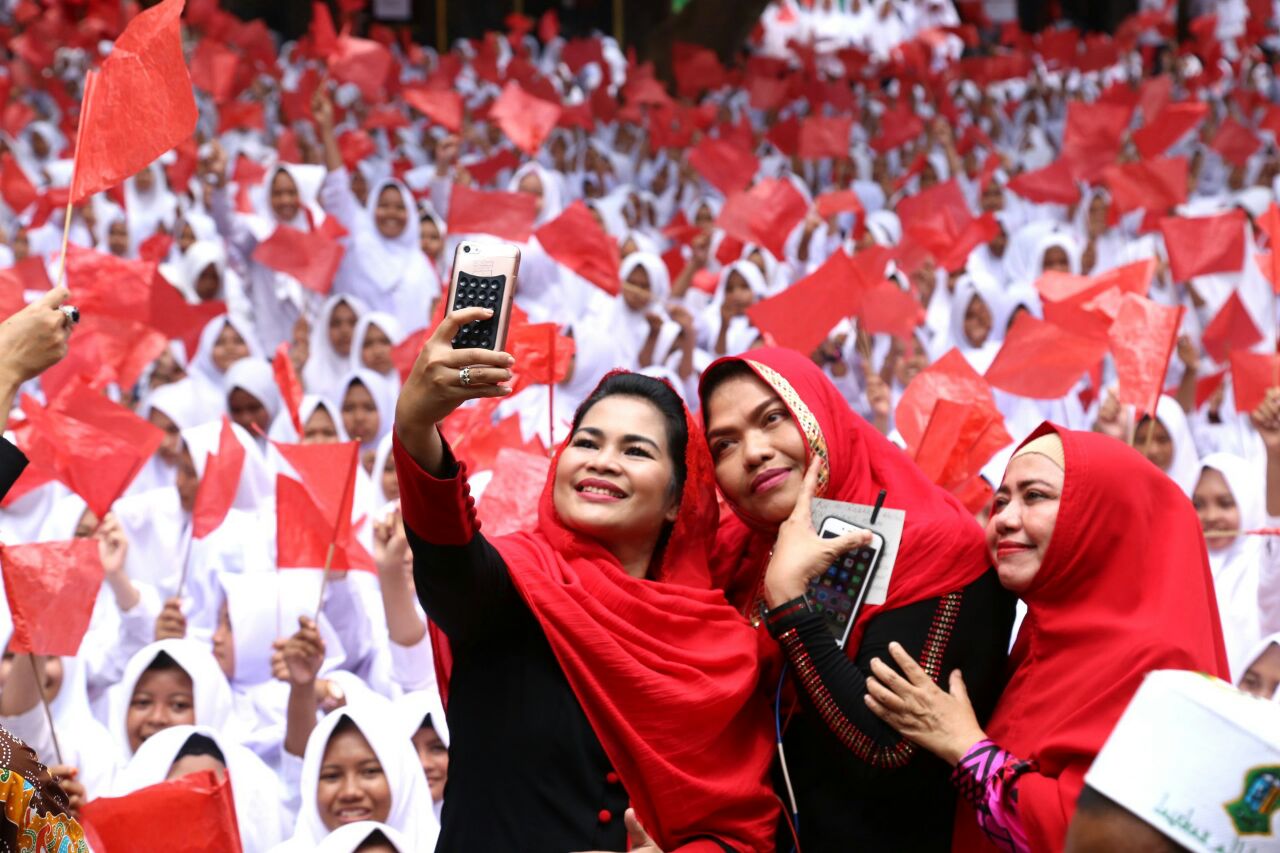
[0,730,88,853]
[951,738,1035,853]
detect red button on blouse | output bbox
[597,809,612,824]
[605,771,619,785]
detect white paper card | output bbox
[810,497,906,606]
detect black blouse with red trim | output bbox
[766,569,1014,852]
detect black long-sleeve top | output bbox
[0,438,27,503]
[765,569,1015,852]
[395,437,735,853]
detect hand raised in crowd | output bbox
[1092,388,1125,440]
[763,459,873,607]
[373,507,411,580]
[1175,334,1199,373]
[94,513,128,577]
[310,87,335,130]
[0,288,73,391]
[47,765,85,818]
[154,597,187,641]
[1251,388,1280,451]
[865,643,986,766]
[276,616,326,687]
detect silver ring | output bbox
[459,367,472,387]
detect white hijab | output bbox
[176,240,230,303]
[339,369,397,451]
[305,295,368,398]
[245,163,327,241]
[132,379,215,493]
[113,724,288,853]
[349,312,404,389]
[697,260,768,357]
[181,420,275,514]
[314,822,412,853]
[268,394,350,444]
[940,271,1004,372]
[393,689,449,822]
[1154,395,1202,498]
[223,357,283,425]
[189,315,264,410]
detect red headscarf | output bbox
[492,375,779,852]
[952,424,1229,853]
[699,348,991,651]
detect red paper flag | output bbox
[275,474,374,571]
[798,115,852,160]
[402,85,463,133]
[1201,290,1263,363]
[1195,368,1227,410]
[984,312,1108,398]
[715,178,808,261]
[1007,158,1081,205]
[507,319,575,388]
[1132,101,1209,160]
[475,448,550,536]
[251,226,345,295]
[271,440,361,538]
[0,539,103,656]
[686,137,759,196]
[447,184,539,243]
[936,213,1001,273]
[39,314,168,398]
[0,257,52,296]
[69,0,198,204]
[1108,293,1184,409]
[534,201,621,295]
[392,327,429,383]
[309,1,338,57]
[1230,350,1280,414]
[672,42,726,98]
[0,152,38,213]
[189,38,239,103]
[217,100,265,135]
[192,417,246,539]
[1060,99,1131,178]
[64,246,154,321]
[273,343,305,435]
[329,34,392,101]
[858,280,924,342]
[746,250,865,354]
[149,272,226,357]
[911,397,1011,492]
[815,190,864,219]
[1211,118,1261,168]
[895,349,1005,453]
[81,771,242,853]
[1102,157,1188,214]
[17,386,163,518]
[490,81,562,156]
[1159,210,1247,281]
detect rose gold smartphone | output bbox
[446,240,520,351]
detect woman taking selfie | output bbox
[698,348,1015,851]
[392,307,778,852]
[861,425,1228,852]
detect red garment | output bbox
[700,348,991,651]
[952,425,1229,853]
[462,380,778,851]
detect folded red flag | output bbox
[18,386,163,518]
[1007,157,1081,205]
[746,250,865,355]
[686,137,758,196]
[447,183,538,243]
[69,0,197,204]
[533,201,621,295]
[476,448,551,536]
[329,34,392,101]
[276,474,374,571]
[271,440,361,540]
[508,320,575,389]
[251,226,344,295]
[1132,101,1209,160]
[1102,157,1188,214]
[82,771,242,853]
[798,115,852,160]
[911,397,1011,492]
[1230,350,1280,414]
[402,85,463,133]
[1108,293,1183,410]
[1211,117,1261,168]
[189,38,239,103]
[192,417,245,539]
[984,312,1108,398]
[149,271,226,356]
[858,280,923,342]
[814,189,863,219]
[0,152,38,213]
[0,539,103,656]
[273,343,305,435]
[491,81,562,156]
[895,348,1005,454]
[715,178,808,261]
[1061,100,1130,179]
[1201,290,1263,363]
[1159,210,1246,281]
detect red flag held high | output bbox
[329,34,393,101]
[1007,158,1081,206]
[715,178,808,261]
[895,349,1008,459]
[814,190,864,219]
[911,397,1011,492]
[507,319,575,389]
[402,86,463,133]
[276,474,374,571]
[1108,293,1184,410]
[985,313,1109,399]
[192,417,246,539]
[0,540,103,656]
[272,440,361,540]
[491,81,562,156]
[1201,291,1263,363]
[746,250,865,355]
[251,226,345,295]
[1159,210,1247,281]
[798,115,852,160]
[81,771,242,853]
[534,201,622,295]
[686,137,759,196]
[858,280,923,342]
[447,184,538,243]
[69,0,198,204]
[273,343,305,436]
[1131,101,1209,159]
[1230,350,1280,414]
[0,153,38,213]
[150,272,226,358]
[1101,157,1187,214]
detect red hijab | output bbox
[492,376,779,852]
[953,424,1229,853]
[700,348,990,651]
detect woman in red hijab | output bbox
[862,424,1229,852]
[392,308,779,852]
[698,348,1016,851]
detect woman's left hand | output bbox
[865,642,987,766]
[47,765,84,817]
[573,808,664,853]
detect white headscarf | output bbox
[605,251,674,366]
[313,822,412,853]
[245,163,327,241]
[189,315,264,410]
[113,724,288,852]
[223,357,283,424]
[508,162,567,225]
[107,640,238,762]
[393,689,448,821]
[697,260,768,357]
[339,369,397,450]
[124,161,178,242]
[941,271,1004,372]
[1233,632,1280,696]
[349,312,404,375]
[181,420,275,514]
[1153,395,1202,498]
[132,379,215,493]
[305,295,367,398]
[268,394,350,444]
[277,703,440,852]
[176,240,230,303]
[369,433,397,511]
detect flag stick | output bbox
[174,531,195,600]
[312,445,358,621]
[313,541,336,624]
[547,324,556,452]
[55,200,74,289]
[30,655,63,766]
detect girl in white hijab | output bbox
[1135,396,1203,497]
[305,295,367,398]
[131,378,210,494]
[272,704,440,853]
[188,315,264,420]
[696,260,768,357]
[393,691,449,823]
[1235,632,1280,699]
[269,394,349,444]
[224,357,284,443]
[113,725,288,853]
[936,270,1004,372]
[172,239,252,323]
[589,252,677,370]
[315,822,412,853]
[338,369,397,458]
[349,312,404,394]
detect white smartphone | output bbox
[810,517,886,648]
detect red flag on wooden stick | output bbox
[1159,210,1247,281]
[476,448,550,536]
[1108,293,1183,410]
[746,250,865,354]
[251,226,345,295]
[81,771,242,853]
[1201,291,1263,363]
[911,397,1011,492]
[329,33,393,101]
[0,540,103,656]
[686,137,759,196]
[192,417,246,539]
[534,201,621,295]
[491,81,562,156]
[507,320,575,389]
[276,474,374,571]
[895,349,1006,453]
[858,280,923,342]
[272,440,361,540]
[149,272,226,356]
[1230,350,1280,414]
[69,0,198,204]
[273,344,305,435]
[402,85,463,133]
[1132,101,1208,159]
[715,178,808,261]
[985,313,1108,398]
[0,153,38,213]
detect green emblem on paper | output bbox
[1226,765,1280,835]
